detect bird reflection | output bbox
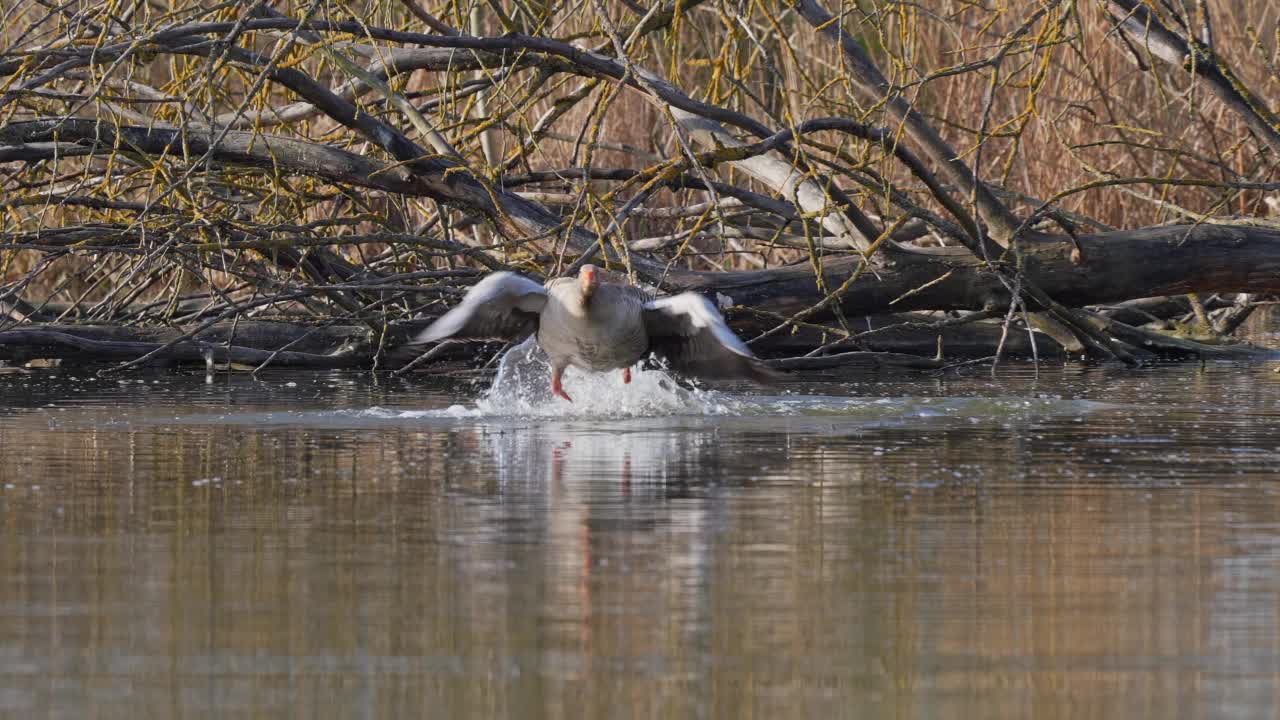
[466,415,728,676]
[482,416,723,491]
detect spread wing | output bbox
[413,272,547,344]
[642,293,780,384]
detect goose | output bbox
[413,265,776,402]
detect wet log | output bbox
[0,327,366,368]
[732,313,1064,359]
[0,317,1014,372]
[1096,297,1197,326]
[767,352,947,372]
[1095,296,1235,326]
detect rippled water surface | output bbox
[3,360,1280,718]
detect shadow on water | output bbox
[1,359,1280,717]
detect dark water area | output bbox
[2,360,1280,718]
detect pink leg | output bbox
[622,367,631,384]
[551,366,573,402]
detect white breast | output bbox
[538,280,649,371]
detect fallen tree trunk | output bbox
[0,328,363,368]
[683,224,1280,319]
[6,222,1280,372]
[0,317,1055,371]
[767,352,948,372]
[3,302,1273,375]
[742,313,1060,359]
[7,220,1278,321]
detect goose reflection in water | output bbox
[466,407,736,681]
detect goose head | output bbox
[579,264,601,301]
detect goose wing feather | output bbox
[642,293,779,383]
[413,272,547,344]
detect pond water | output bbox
[1,360,1279,718]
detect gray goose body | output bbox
[538,279,650,373]
[413,265,775,402]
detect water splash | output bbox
[404,338,1128,422]
[453,337,748,419]
[74,337,1126,428]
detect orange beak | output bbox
[579,265,598,299]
